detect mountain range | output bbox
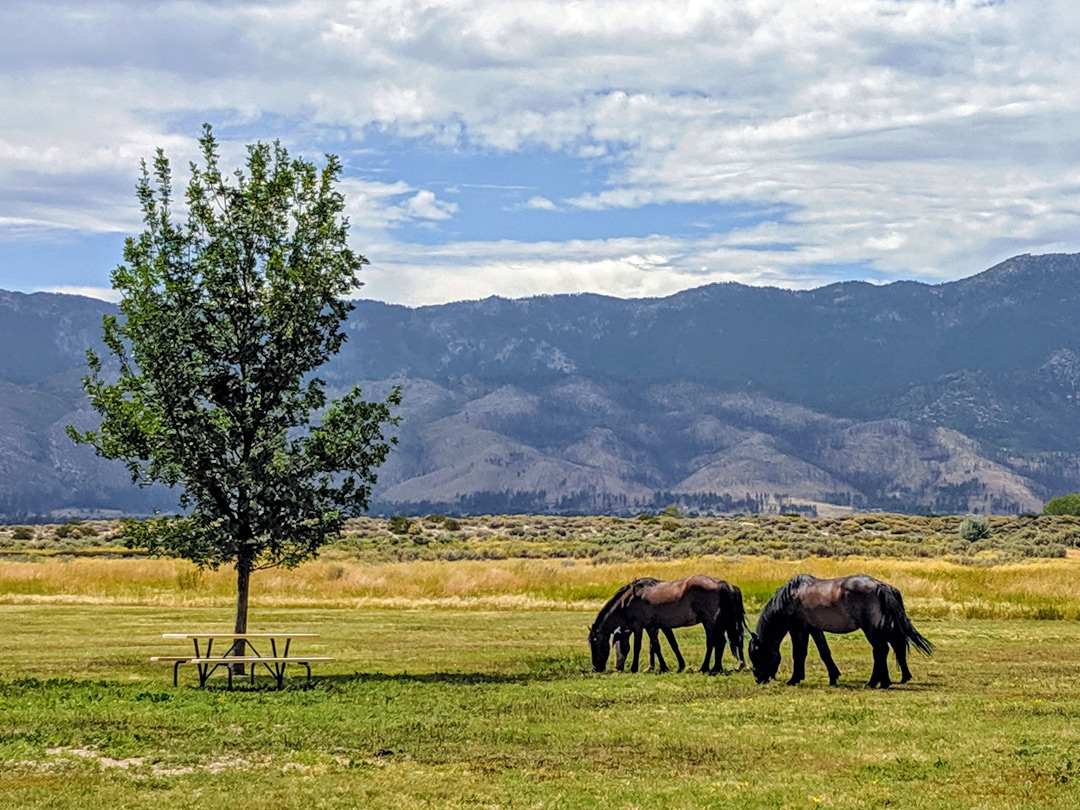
[4,252,1080,519]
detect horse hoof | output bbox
[829,679,839,687]
[787,678,802,686]
[900,675,912,684]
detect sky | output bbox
[1,0,1079,306]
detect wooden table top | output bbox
[162,633,321,640]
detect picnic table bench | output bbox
[152,633,332,688]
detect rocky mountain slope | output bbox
[3,253,1080,518]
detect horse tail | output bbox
[724,584,746,665]
[881,585,934,656]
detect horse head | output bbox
[747,631,781,683]
[588,624,611,672]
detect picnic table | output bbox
[151,632,332,688]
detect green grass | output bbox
[3,604,1080,808]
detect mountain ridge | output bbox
[2,252,1080,518]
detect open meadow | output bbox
[3,516,1080,808]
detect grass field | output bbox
[3,551,1080,808]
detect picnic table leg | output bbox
[302,663,312,684]
[173,660,182,687]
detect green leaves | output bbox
[1044,493,1080,516]
[70,124,398,573]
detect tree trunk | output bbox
[231,560,252,674]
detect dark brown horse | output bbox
[748,574,933,688]
[589,575,745,674]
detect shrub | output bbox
[11,526,33,540]
[388,515,413,535]
[959,515,991,542]
[442,518,461,531]
[54,522,80,539]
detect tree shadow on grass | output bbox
[315,657,590,688]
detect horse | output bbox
[588,575,745,674]
[748,574,933,688]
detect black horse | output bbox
[589,575,745,674]
[748,574,933,688]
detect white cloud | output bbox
[2,0,1080,302]
[401,189,459,221]
[523,196,558,211]
[39,285,121,303]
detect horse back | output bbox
[791,574,887,633]
[631,576,724,628]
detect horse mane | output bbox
[592,582,636,631]
[756,574,817,635]
[592,577,662,632]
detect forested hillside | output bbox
[3,253,1080,518]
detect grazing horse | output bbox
[588,575,745,674]
[748,574,933,688]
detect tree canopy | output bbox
[69,124,399,630]
[1043,494,1080,516]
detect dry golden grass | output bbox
[3,554,1080,619]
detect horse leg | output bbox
[647,627,668,672]
[700,624,713,673]
[630,629,643,673]
[891,635,912,684]
[810,630,841,686]
[867,638,892,689]
[710,621,727,674]
[731,626,746,671]
[663,628,685,672]
[613,635,626,672]
[788,630,808,685]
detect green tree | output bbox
[68,124,400,642]
[1044,494,1080,515]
